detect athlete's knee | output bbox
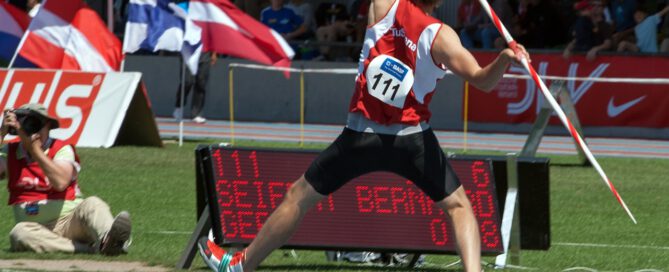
[439,187,473,214]
[285,176,323,208]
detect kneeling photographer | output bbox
[0,103,132,255]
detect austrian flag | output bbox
[0,2,30,62]
[16,0,122,72]
[188,0,294,69]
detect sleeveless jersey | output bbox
[7,139,81,205]
[348,0,447,126]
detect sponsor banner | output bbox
[469,52,669,128]
[0,69,143,147]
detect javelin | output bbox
[477,0,637,224]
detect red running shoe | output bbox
[197,237,244,272]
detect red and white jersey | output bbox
[348,0,447,126]
[7,139,81,205]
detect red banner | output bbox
[0,69,154,147]
[469,52,669,128]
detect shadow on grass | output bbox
[258,264,457,271]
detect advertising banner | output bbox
[468,52,669,128]
[0,69,160,147]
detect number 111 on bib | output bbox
[366,55,415,108]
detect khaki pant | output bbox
[9,196,114,253]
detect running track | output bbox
[157,117,669,159]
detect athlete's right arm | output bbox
[432,24,529,92]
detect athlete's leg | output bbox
[201,129,378,271]
[435,186,481,272]
[243,175,324,270]
[393,129,481,272]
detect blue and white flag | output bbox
[123,0,202,74]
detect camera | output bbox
[7,109,47,135]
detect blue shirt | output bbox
[635,14,661,53]
[611,0,636,32]
[260,7,303,34]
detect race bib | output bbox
[365,55,414,108]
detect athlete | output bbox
[198,0,529,271]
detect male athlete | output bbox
[198,0,529,271]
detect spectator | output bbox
[286,0,315,36]
[610,0,636,32]
[314,3,355,61]
[1,104,132,255]
[563,0,614,60]
[348,0,371,43]
[617,6,669,53]
[517,0,566,48]
[660,0,669,52]
[609,0,637,47]
[235,0,263,20]
[478,0,514,49]
[601,0,614,24]
[174,52,217,124]
[284,0,318,59]
[261,0,306,41]
[26,0,39,17]
[456,0,484,49]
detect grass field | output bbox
[0,139,667,271]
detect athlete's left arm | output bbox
[431,24,529,92]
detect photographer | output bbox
[0,103,132,255]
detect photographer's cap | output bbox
[17,103,60,129]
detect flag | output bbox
[0,2,30,61]
[123,0,202,74]
[188,0,294,70]
[15,0,122,72]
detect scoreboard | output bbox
[200,146,506,255]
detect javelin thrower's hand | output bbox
[502,43,531,66]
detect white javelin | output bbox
[477,0,637,224]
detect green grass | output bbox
[0,139,668,271]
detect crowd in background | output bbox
[6,0,669,62]
[236,0,669,61]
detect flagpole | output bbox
[8,33,26,68]
[179,60,186,147]
[8,29,32,69]
[107,0,114,31]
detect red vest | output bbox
[349,0,447,125]
[7,139,80,205]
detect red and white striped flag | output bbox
[188,0,294,70]
[15,0,122,72]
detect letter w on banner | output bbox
[11,0,123,72]
[189,0,295,76]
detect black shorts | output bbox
[305,128,461,201]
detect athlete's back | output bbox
[349,0,447,126]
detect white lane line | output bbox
[555,242,669,251]
[562,267,598,272]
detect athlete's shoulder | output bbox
[435,23,456,37]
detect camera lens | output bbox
[21,116,45,135]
